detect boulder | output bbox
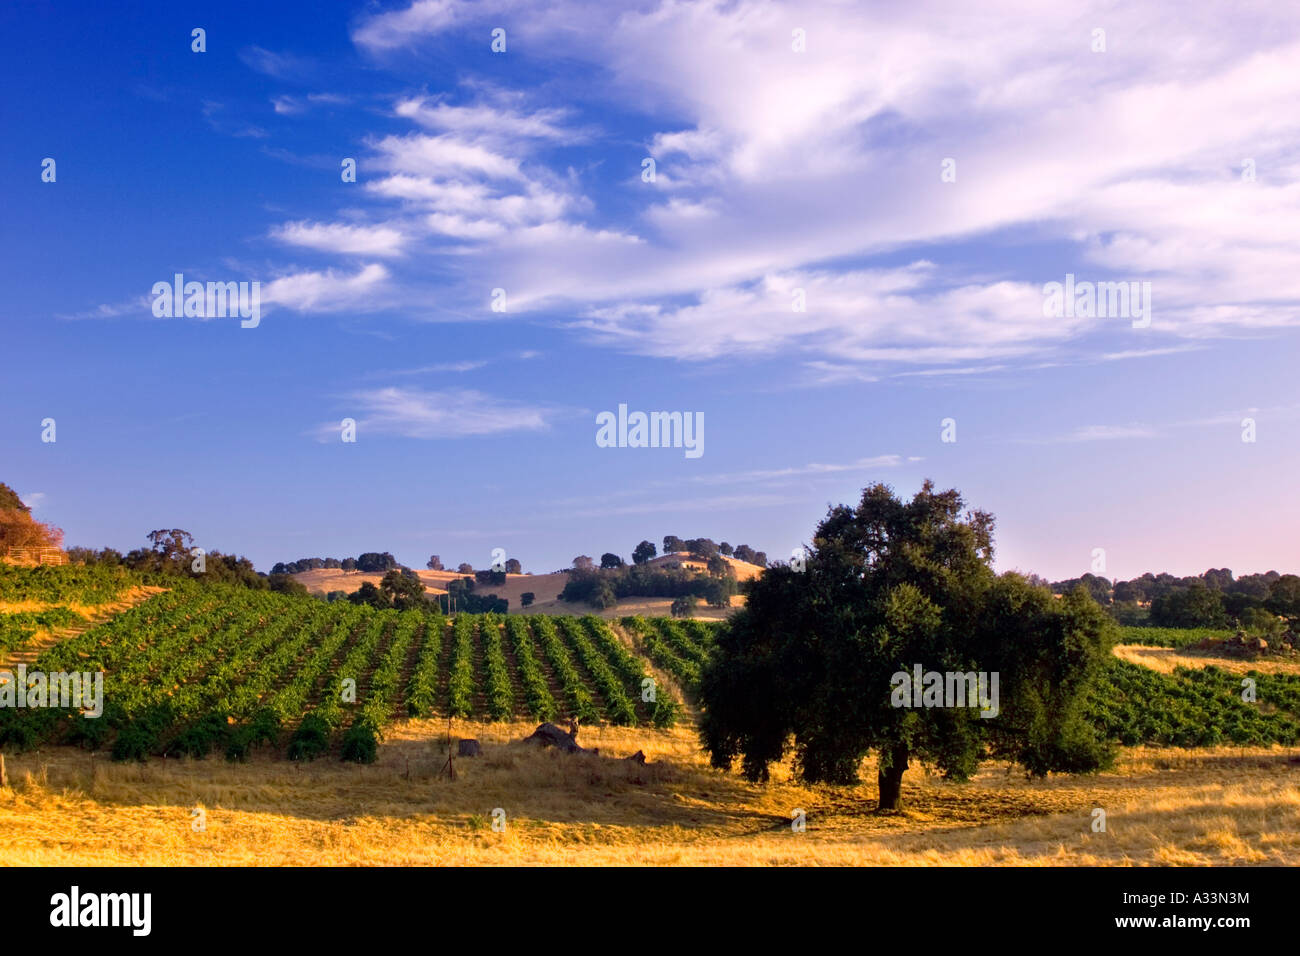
[523,721,594,754]
[457,739,483,757]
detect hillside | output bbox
[292,551,764,618]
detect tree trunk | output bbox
[877,741,909,811]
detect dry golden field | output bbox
[3,714,1298,866]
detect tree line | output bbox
[1049,568,1300,631]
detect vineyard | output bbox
[0,563,138,606]
[0,585,681,763]
[620,616,719,694]
[1088,658,1300,746]
[1116,626,1235,648]
[0,608,83,653]
[2,575,1299,765]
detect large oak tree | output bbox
[699,480,1116,810]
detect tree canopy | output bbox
[699,480,1117,810]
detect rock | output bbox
[523,721,593,754]
[624,750,646,765]
[457,739,483,757]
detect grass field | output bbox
[3,717,1298,865]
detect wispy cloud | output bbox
[313,387,563,440]
[332,0,1300,376]
[238,46,317,81]
[263,263,390,312]
[271,221,409,258]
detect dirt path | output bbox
[0,586,166,671]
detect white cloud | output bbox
[318,386,561,439]
[352,0,459,52]
[271,221,409,257]
[328,0,1300,371]
[263,264,390,312]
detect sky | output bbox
[2,0,1298,581]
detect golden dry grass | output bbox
[3,715,1298,866]
[293,568,744,619]
[1114,644,1300,676]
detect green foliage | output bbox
[1088,659,1299,746]
[447,615,476,718]
[670,595,697,618]
[0,607,83,651]
[699,481,1116,808]
[0,564,136,604]
[532,615,599,723]
[1116,626,1233,648]
[341,718,379,763]
[505,617,557,721]
[287,714,332,761]
[404,615,444,717]
[1151,583,1229,628]
[480,614,515,720]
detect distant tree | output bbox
[147,528,194,565]
[341,557,358,571]
[1112,579,1146,604]
[1241,607,1287,640]
[1202,567,1235,591]
[521,592,535,607]
[0,483,63,554]
[381,569,426,610]
[326,590,349,603]
[573,555,595,571]
[700,575,736,608]
[268,573,309,598]
[475,569,507,586]
[733,544,758,564]
[1267,574,1300,619]
[1234,573,1276,599]
[0,483,27,513]
[670,595,697,617]
[591,581,619,609]
[706,554,730,576]
[752,551,767,567]
[719,542,734,556]
[688,538,720,560]
[600,552,624,569]
[356,552,398,573]
[348,581,390,609]
[457,562,473,574]
[663,536,685,555]
[632,540,657,564]
[426,555,444,571]
[1151,583,1228,628]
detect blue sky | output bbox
[3,0,1299,580]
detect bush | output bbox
[341,719,379,763]
[287,714,332,761]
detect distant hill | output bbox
[292,550,764,618]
